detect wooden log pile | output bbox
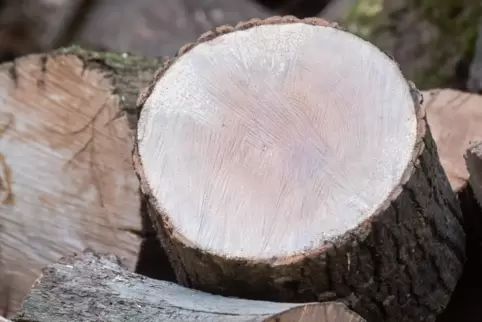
[0,2,481,322]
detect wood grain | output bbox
[423,89,482,192]
[0,48,166,318]
[134,16,465,322]
[12,250,365,322]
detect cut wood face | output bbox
[424,89,482,192]
[264,302,366,322]
[137,22,418,259]
[0,54,141,315]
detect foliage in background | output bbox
[343,0,481,89]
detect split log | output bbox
[0,0,85,61]
[466,141,482,209]
[133,16,465,322]
[74,0,271,58]
[13,250,365,322]
[0,47,168,317]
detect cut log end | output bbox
[13,250,365,322]
[424,89,482,193]
[0,52,142,316]
[264,302,366,322]
[135,17,418,260]
[134,16,465,321]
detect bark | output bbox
[12,250,365,322]
[466,141,482,210]
[73,0,271,58]
[422,90,482,322]
[423,89,482,242]
[133,16,465,322]
[0,47,173,317]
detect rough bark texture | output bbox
[466,141,482,208]
[73,0,271,58]
[12,250,365,322]
[409,90,482,322]
[0,47,175,318]
[133,16,465,322]
[423,89,482,259]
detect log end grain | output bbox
[423,89,482,193]
[134,17,465,322]
[0,51,145,317]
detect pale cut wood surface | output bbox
[134,17,465,322]
[13,250,365,322]
[466,141,482,206]
[423,89,482,192]
[137,19,417,259]
[0,53,142,317]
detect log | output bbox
[420,90,482,322]
[13,250,365,322]
[423,89,482,241]
[0,47,169,317]
[423,89,482,193]
[0,0,85,60]
[74,0,271,57]
[133,16,465,322]
[466,141,482,209]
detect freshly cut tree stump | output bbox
[0,47,167,317]
[13,250,365,322]
[133,16,466,322]
[466,141,482,208]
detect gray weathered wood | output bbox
[13,250,364,322]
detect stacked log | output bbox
[1,13,482,322]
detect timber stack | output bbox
[0,4,481,322]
